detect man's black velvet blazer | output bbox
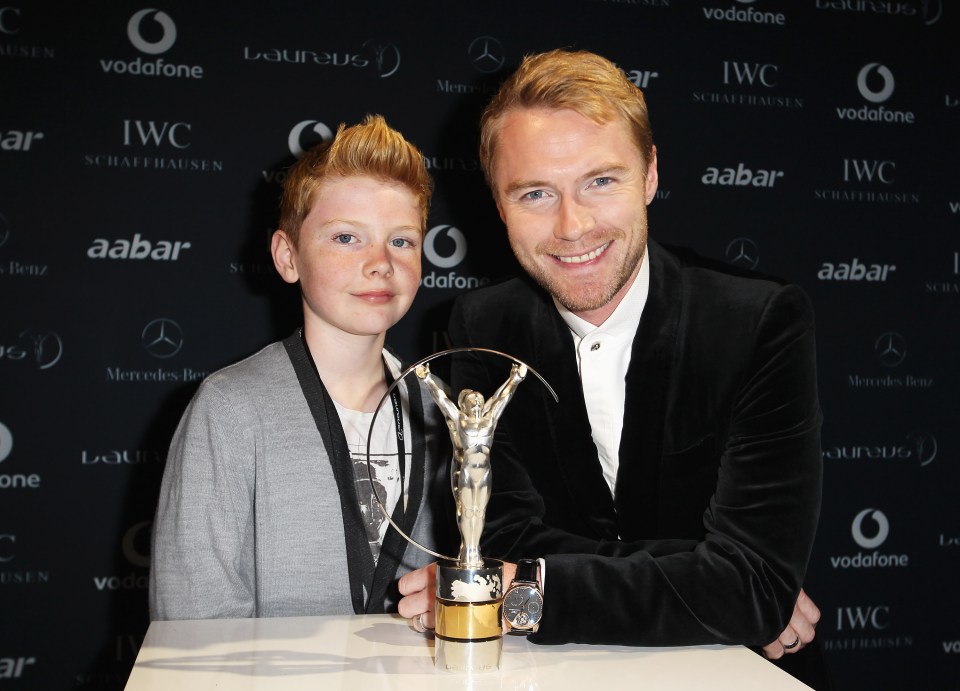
[448,240,823,649]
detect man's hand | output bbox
[762,589,821,659]
[398,563,437,632]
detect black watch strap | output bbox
[515,558,538,583]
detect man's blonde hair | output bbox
[279,114,432,244]
[479,49,655,191]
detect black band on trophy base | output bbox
[435,558,504,673]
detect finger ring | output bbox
[412,612,427,632]
[783,636,800,650]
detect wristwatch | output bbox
[503,559,543,634]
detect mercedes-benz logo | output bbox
[725,238,759,270]
[468,36,505,74]
[874,331,906,367]
[142,318,183,359]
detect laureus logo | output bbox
[19,329,63,370]
[127,9,176,55]
[362,39,401,78]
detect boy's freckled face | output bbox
[290,175,422,338]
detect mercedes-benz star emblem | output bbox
[874,332,906,368]
[142,318,184,359]
[468,36,505,74]
[725,238,759,270]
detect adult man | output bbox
[400,49,826,685]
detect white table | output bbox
[125,614,811,690]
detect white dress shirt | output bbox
[555,248,650,498]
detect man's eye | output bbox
[523,190,544,201]
[593,177,612,187]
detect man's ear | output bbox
[271,229,299,284]
[644,145,659,206]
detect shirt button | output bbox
[590,342,601,352]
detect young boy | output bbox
[149,115,451,620]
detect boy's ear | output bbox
[271,229,299,284]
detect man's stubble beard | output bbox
[510,223,648,315]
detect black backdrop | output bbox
[1,1,958,689]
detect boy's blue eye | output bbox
[390,238,408,248]
[335,234,353,244]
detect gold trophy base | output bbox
[434,559,503,673]
[435,636,503,673]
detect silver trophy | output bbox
[367,348,556,673]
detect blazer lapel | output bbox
[530,293,621,540]
[614,242,680,539]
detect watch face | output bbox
[504,585,543,629]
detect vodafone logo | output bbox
[288,120,333,157]
[852,508,890,549]
[127,9,177,55]
[424,225,467,268]
[857,63,894,104]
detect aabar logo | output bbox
[817,258,896,281]
[87,234,192,260]
[702,163,783,187]
[0,657,36,680]
[0,128,44,151]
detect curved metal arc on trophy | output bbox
[364,347,558,563]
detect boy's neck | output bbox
[302,321,389,413]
